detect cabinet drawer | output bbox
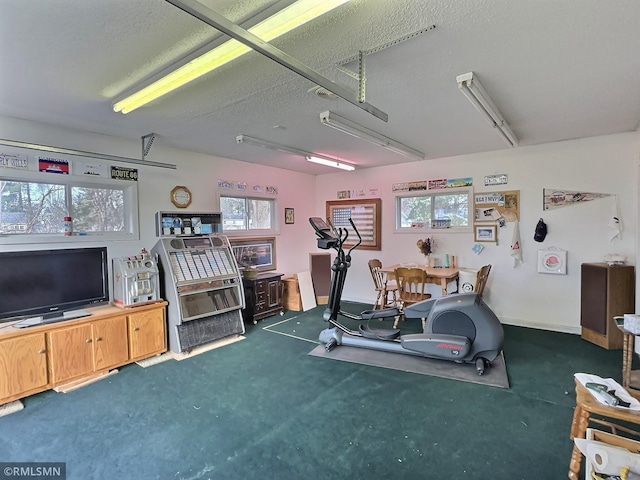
[254,280,266,293]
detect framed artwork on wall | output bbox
[284,207,295,224]
[229,237,276,271]
[326,198,382,251]
[537,247,567,274]
[474,224,497,243]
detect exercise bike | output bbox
[310,216,504,375]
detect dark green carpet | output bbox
[0,302,622,479]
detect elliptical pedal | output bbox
[358,324,401,341]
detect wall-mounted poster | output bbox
[474,190,519,222]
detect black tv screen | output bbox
[0,247,109,323]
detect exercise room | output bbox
[1,1,640,479]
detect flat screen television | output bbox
[0,246,109,324]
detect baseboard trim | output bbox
[342,297,581,335]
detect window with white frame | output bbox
[396,188,472,230]
[220,195,276,232]
[0,171,139,243]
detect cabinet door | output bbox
[93,316,128,371]
[266,279,282,308]
[128,308,167,360]
[47,324,94,384]
[0,333,48,402]
[581,264,608,334]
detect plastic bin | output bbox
[458,268,478,293]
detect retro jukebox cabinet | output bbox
[152,231,245,354]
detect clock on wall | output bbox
[170,185,192,208]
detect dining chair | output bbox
[368,259,398,310]
[393,267,432,328]
[474,264,492,297]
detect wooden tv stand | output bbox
[0,301,167,406]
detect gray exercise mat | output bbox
[309,344,509,388]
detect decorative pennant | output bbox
[543,189,610,210]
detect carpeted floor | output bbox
[0,302,624,479]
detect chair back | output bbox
[394,267,431,305]
[368,259,385,290]
[475,264,492,296]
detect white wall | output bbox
[315,132,640,334]
[0,116,317,281]
[3,116,639,334]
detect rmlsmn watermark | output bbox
[0,463,65,480]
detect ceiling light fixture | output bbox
[456,72,519,147]
[113,0,351,114]
[319,111,425,160]
[236,134,355,171]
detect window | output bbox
[396,188,471,231]
[220,195,276,232]
[0,171,138,244]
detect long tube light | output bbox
[456,72,518,147]
[319,111,425,160]
[236,134,355,171]
[113,0,351,114]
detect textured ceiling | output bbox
[1,0,640,175]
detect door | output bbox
[47,324,94,384]
[0,333,48,401]
[93,316,128,371]
[128,309,167,360]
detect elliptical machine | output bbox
[310,216,504,375]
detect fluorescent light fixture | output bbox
[113,0,351,114]
[236,134,355,171]
[319,111,425,160]
[305,155,355,171]
[456,72,518,147]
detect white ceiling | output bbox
[2,0,640,175]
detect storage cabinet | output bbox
[47,316,128,384]
[0,301,167,405]
[0,333,48,402]
[242,272,284,324]
[580,263,635,349]
[128,308,166,361]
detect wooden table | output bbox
[616,322,640,393]
[380,264,459,296]
[568,379,640,479]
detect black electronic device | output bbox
[309,216,339,249]
[0,247,109,325]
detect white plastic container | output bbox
[458,268,478,293]
[624,313,640,334]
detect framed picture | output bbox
[474,224,497,243]
[229,237,276,271]
[326,198,382,251]
[284,207,295,224]
[537,248,567,275]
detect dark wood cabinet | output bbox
[581,263,635,350]
[242,272,284,324]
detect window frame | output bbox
[0,169,139,245]
[394,186,473,233]
[219,194,278,236]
